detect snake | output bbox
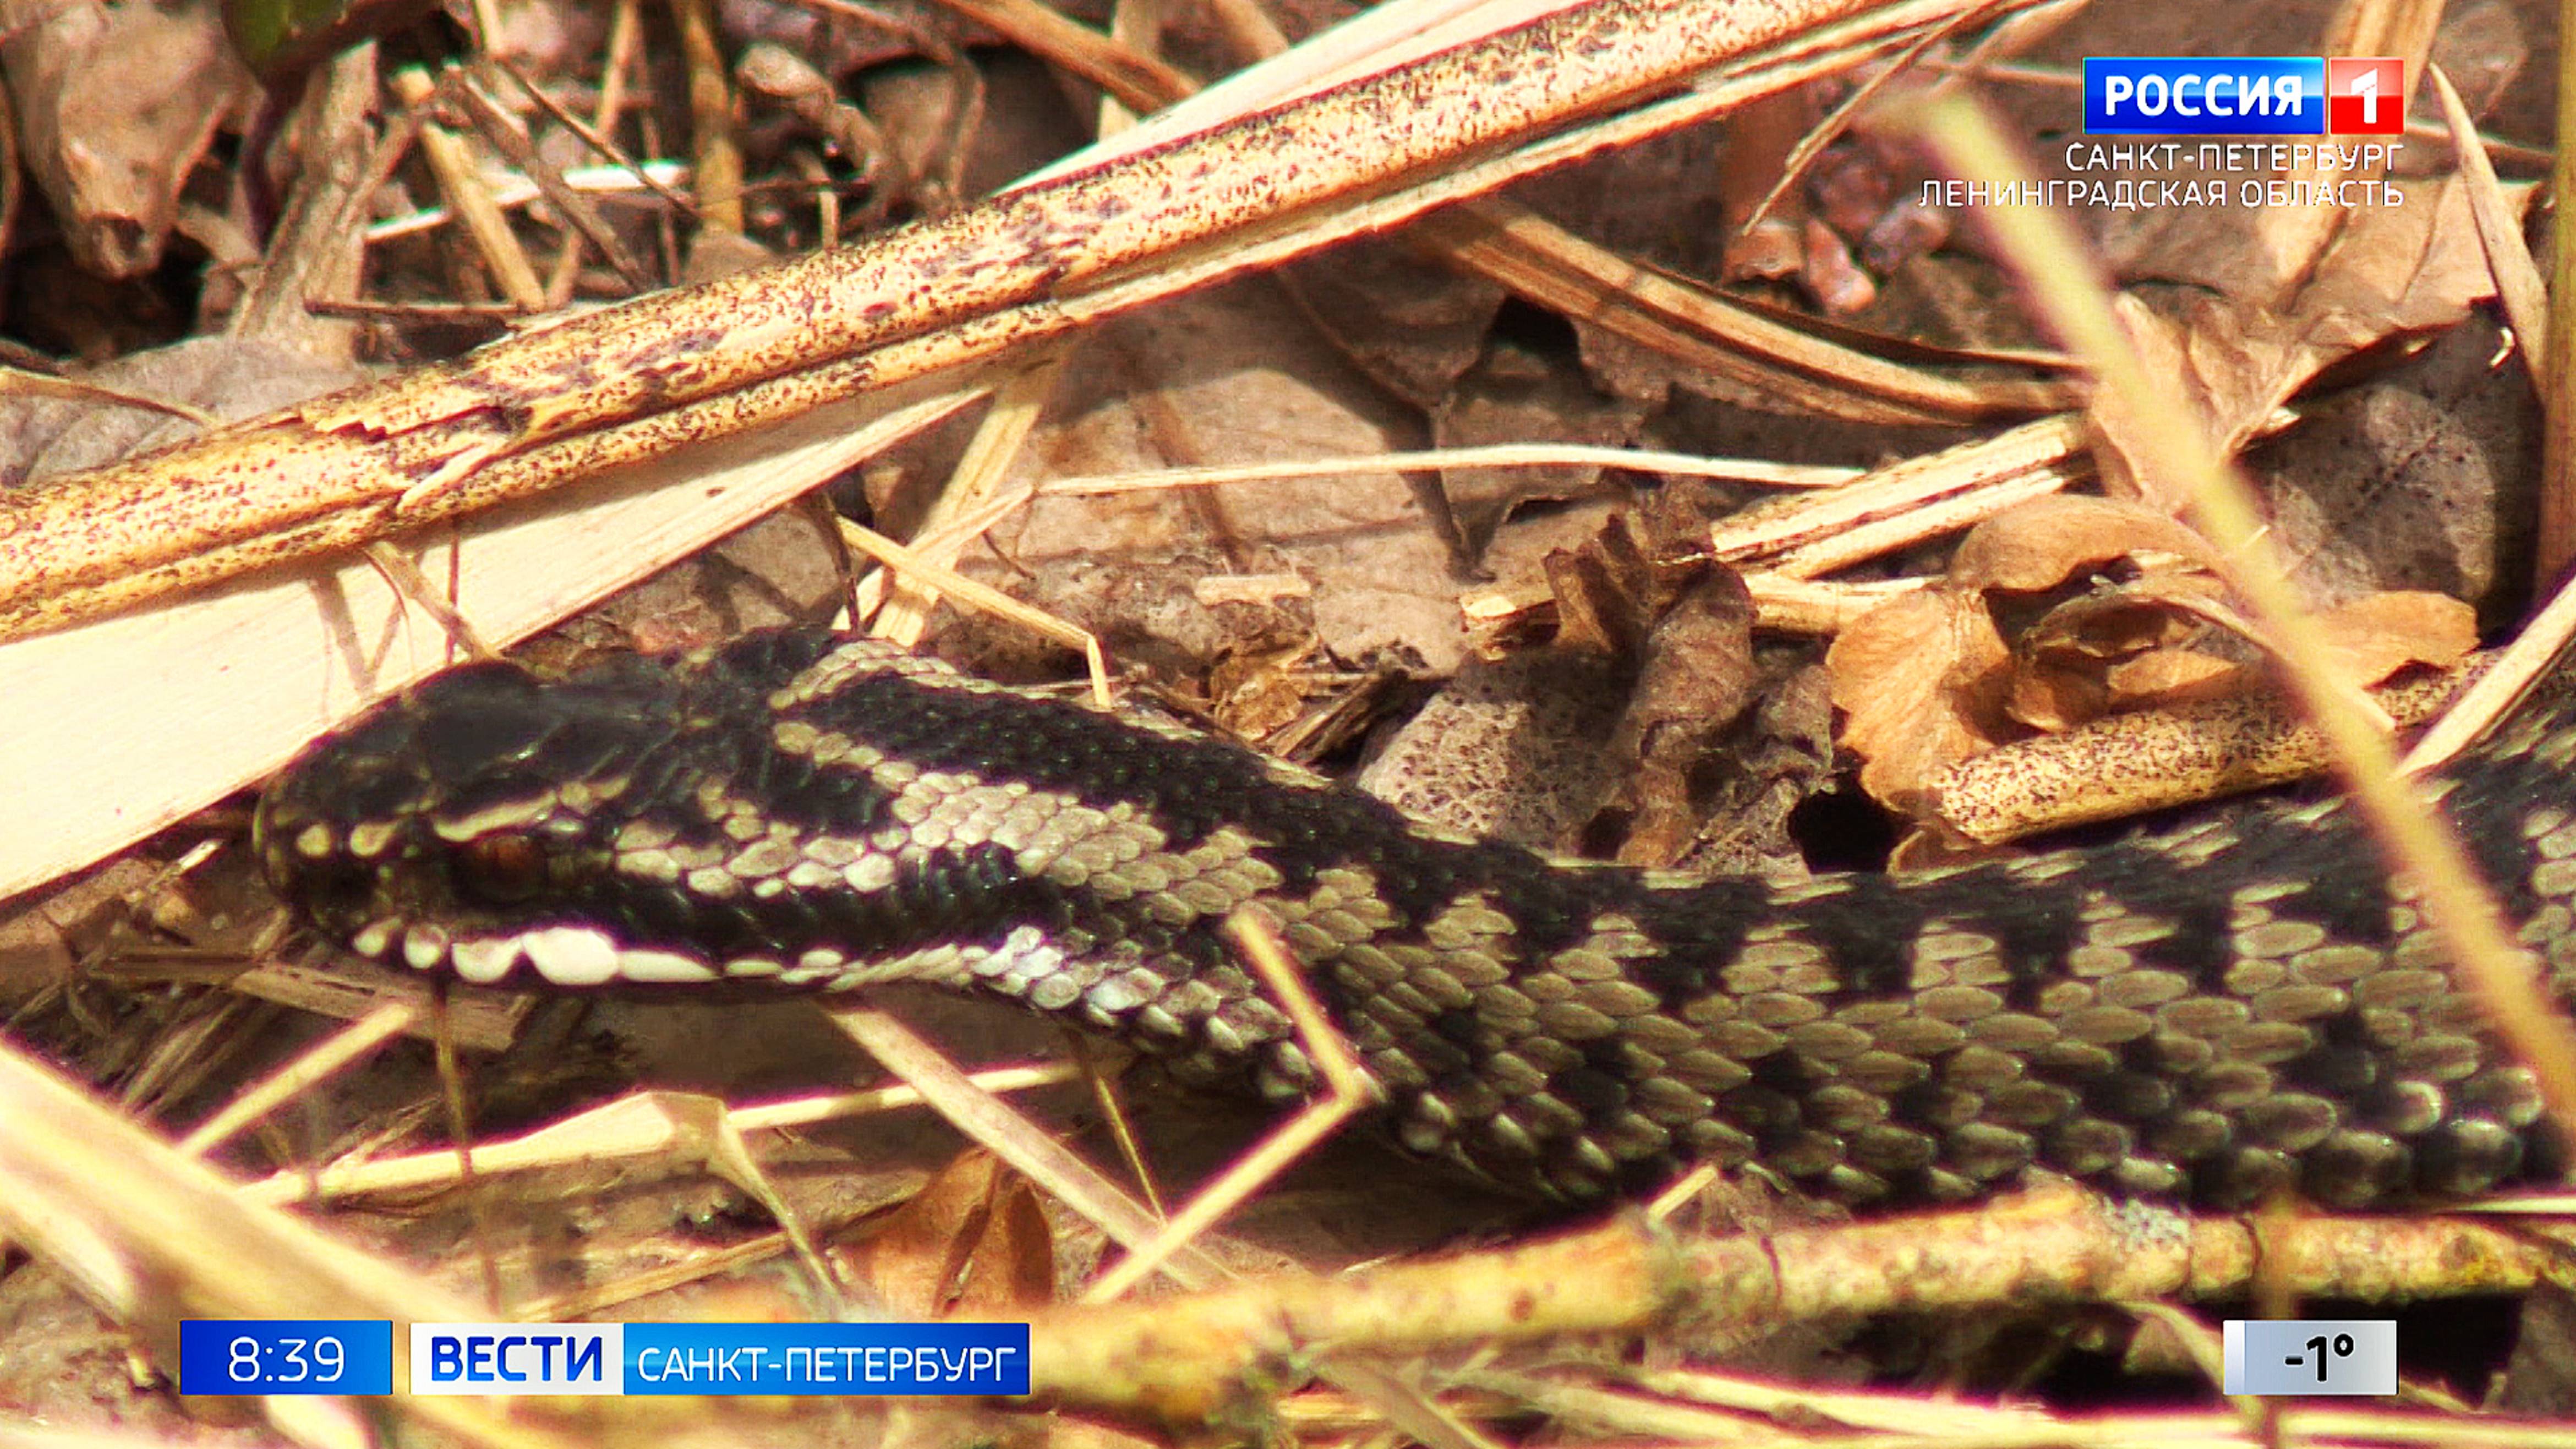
[252,626,2576,1208]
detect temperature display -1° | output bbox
[2222,1319,2397,1396]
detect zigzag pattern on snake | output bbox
[254,626,2576,1206]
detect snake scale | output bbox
[254,626,2576,1207]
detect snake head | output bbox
[254,654,710,988]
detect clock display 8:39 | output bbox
[177,1320,394,1395]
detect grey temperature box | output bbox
[2223,1319,2398,1395]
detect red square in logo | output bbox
[2327,58,2404,134]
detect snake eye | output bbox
[453,833,550,904]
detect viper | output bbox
[254,626,2576,1207]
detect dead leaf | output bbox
[2098,644,2244,704]
[2307,587,2479,687]
[831,1149,1055,1319]
[2008,570,2235,729]
[1432,329,1645,564]
[1834,496,2233,774]
[1824,490,2465,812]
[1602,566,1758,866]
[2098,176,2534,507]
[1826,584,2009,811]
[1948,491,2220,592]
[0,0,251,278]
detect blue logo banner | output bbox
[2085,58,2324,134]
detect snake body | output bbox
[255,627,2576,1206]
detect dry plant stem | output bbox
[1041,445,1860,495]
[1611,1364,2060,1439]
[177,1002,421,1156]
[453,70,653,292]
[0,370,215,427]
[0,0,1979,643]
[827,1005,1231,1283]
[530,1231,797,1321]
[0,1039,576,1449]
[822,1007,1485,1449]
[833,517,1112,705]
[2429,63,2548,366]
[2543,0,2576,588]
[360,541,496,659]
[391,67,545,311]
[1921,92,2576,1158]
[429,988,507,1311]
[1643,1160,1721,1216]
[934,0,1201,106]
[1767,462,2068,574]
[237,1068,1079,1206]
[678,1108,845,1308]
[868,354,1064,642]
[1082,907,1376,1302]
[1412,201,2072,425]
[670,0,744,234]
[1535,1366,2552,1445]
[1459,571,1923,639]
[1027,1212,1687,1417]
[1741,404,2303,571]
[999,0,2049,427]
[2408,577,2576,772]
[1102,0,1170,136]
[217,956,525,1048]
[1065,1031,1170,1218]
[1024,1182,2576,1418]
[1735,0,1988,238]
[816,1004,1497,1449]
[1709,412,2091,562]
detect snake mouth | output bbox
[335,914,731,987]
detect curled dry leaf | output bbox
[1945,493,2220,590]
[1601,567,1758,867]
[2026,583,2475,731]
[1830,495,2222,809]
[2096,642,2244,707]
[2096,176,2533,509]
[828,1149,1054,1319]
[1826,584,2009,813]
[2303,588,2481,689]
[1832,495,2480,836]
[1539,507,1765,866]
[2008,570,2236,730]
[2,0,251,278]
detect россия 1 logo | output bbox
[2083,58,2405,135]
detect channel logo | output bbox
[2326,58,2404,134]
[2084,58,2404,135]
[406,1321,1030,1396]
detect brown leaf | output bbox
[1947,494,2221,593]
[832,1149,1055,1318]
[2009,571,2235,729]
[1851,495,2236,740]
[1826,586,2009,811]
[1603,567,1757,866]
[2,0,250,278]
[2097,177,2534,506]
[2308,588,2479,688]
[2100,645,2245,706]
